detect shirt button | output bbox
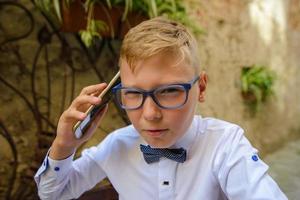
[252,155,258,161]
[162,181,169,186]
[54,167,60,171]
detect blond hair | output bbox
[120,17,200,74]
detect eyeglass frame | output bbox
[112,76,200,110]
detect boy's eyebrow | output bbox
[121,79,192,89]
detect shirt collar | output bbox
[171,115,201,150]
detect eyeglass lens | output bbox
[117,85,187,109]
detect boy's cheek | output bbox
[126,110,139,124]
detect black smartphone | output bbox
[73,71,120,139]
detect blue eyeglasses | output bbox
[112,76,199,110]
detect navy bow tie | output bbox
[140,144,187,164]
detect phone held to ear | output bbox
[73,71,120,139]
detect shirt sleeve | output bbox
[34,140,110,200]
[212,125,288,200]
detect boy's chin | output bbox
[144,138,174,149]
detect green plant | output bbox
[132,0,203,35]
[34,0,63,25]
[34,0,203,47]
[241,65,276,108]
[79,0,109,47]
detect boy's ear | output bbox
[198,71,207,102]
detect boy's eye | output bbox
[157,87,183,96]
[160,88,179,93]
[123,90,141,98]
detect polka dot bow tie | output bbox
[140,144,187,164]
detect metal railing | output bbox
[0,1,129,199]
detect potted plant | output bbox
[34,0,203,47]
[241,65,276,109]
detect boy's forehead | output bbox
[120,51,196,76]
[119,56,196,88]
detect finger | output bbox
[80,83,107,96]
[63,109,87,122]
[91,90,102,97]
[71,95,101,109]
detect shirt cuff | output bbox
[34,149,75,185]
[47,153,75,175]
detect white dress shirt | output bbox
[34,115,287,200]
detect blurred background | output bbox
[0,0,299,199]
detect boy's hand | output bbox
[49,83,108,160]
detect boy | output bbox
[34,17,287,200]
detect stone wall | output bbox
[193,0,300,155]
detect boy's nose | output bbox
[142,96,162,121]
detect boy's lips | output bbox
[143,128,169,137]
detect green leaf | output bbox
[53,0,62,23]
[150,0,158,17]
[242,75,248,92]
[80,30,93,47]
[122,0,133,21]
[106,0,112,9]
[241,65,276,106]
[89,19,108,34]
